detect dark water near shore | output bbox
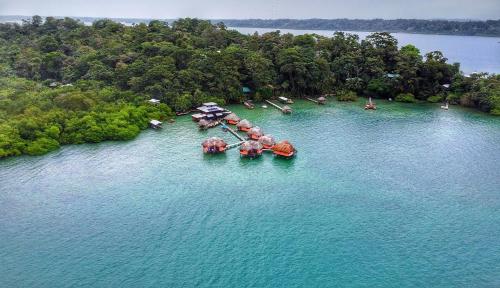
[1,101,500,287]
[233,27,500,75]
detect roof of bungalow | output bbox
[197,105,225,114]
[148,99,161,104]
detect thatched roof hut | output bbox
[247,126,264,140]
[202,137,227,153]
[258,135,276,148]
[236,119,253,131]
[224,113,241,124]
[272,140,296,157]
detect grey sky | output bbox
[0,0,499,19]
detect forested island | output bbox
[219,19,500,37]
[0,16,499,158]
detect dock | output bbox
[265,100,292,114]
[226,141,245,150]
[305,97,319,104]
[221,124,245,141]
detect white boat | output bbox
[278,96,294,104]
[440,102,449,110]
[262,105,268,108]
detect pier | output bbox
[226,141,245,150]
[221,124,245,141]
[305,97,318,104]
[265,100,292,114]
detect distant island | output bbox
[2,15,500,37]
[0,16,498,158]
[217,18,500,37]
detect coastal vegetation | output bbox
[0,16,498,158]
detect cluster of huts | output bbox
[201,112,296,159]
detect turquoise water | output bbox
[1,101,500,287]
[233,27,500,74]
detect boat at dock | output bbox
[278,96,294,104]
[244,100,255,109]
[364,97,377,110]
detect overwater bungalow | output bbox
[193,102,230,122]
[202,137,227,154]
[247,126,264,140]
[258,135,276,149]
[198,119,221,130]
[149,120,163,129]
[364,97,376,110]
[236,119,253,132]
[272,141,296,158]
[240,141,263,158]
[224,113,241,125]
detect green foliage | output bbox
[427,95,443,103]
[0,16,498,158]
[395,93,417,103]
[337,90,358,102]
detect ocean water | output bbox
[1,100,500,287]
[233,27,500,75]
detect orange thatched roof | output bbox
[272,141,295,154]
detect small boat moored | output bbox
[244,100,255,109]
[441,102,449,110]
[365,97,377,110]
[278,96,294,104]
[149,120,163,129]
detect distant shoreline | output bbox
[1,15,499,37]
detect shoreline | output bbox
[1,98,497,160]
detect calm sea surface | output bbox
[233,27,500,75]
[1,101,500,287]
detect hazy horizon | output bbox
[0,0,499,20]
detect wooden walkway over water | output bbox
[265,100,292,114]
[221,124,245,141]
[305,97,318,104]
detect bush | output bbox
[337,91,358,102]
[24,137,60,155]
[427,95,443,103]
[395,93,417,103]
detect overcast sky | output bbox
[1,0,499,20]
